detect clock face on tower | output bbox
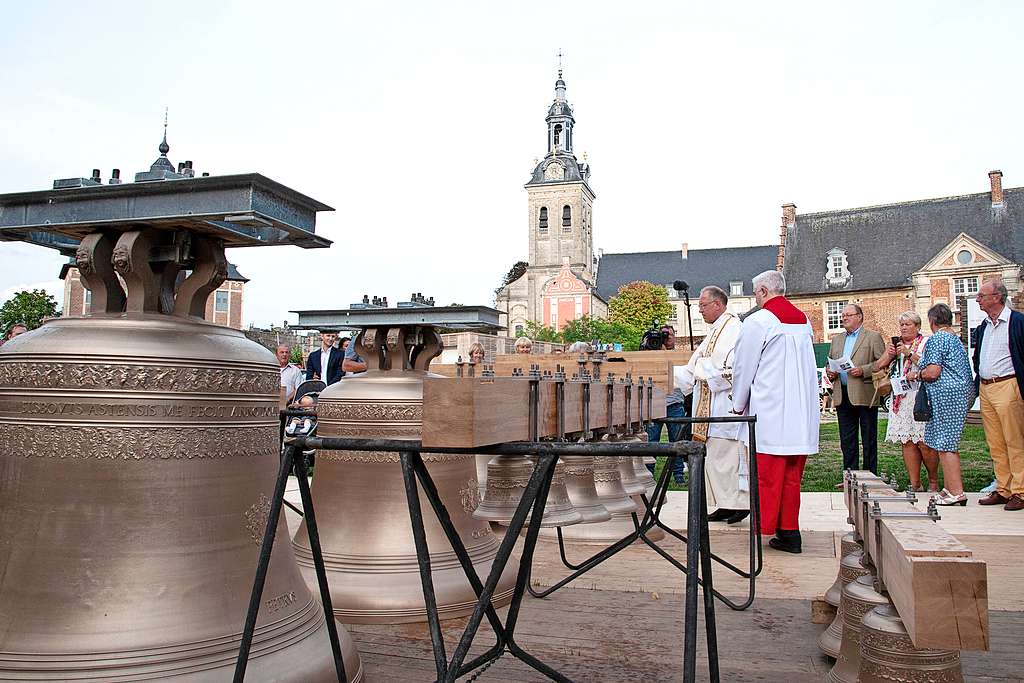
[543,162,565,181]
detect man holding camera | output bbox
[645,323,690,485]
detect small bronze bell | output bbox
[618,453,649,495]
[474,456,583,527]
[859,604,963,683]
[559,455,612,523]
[631,455,657,495]
[825,533,861,606]
[818,547,871,659]
[591,455,640,515]
[826,575,890,683]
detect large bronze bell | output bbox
[859,604,963,683]
[0,230,362,680]
[826,575,890,683]
[559,455,612,523]
[293,326,517,623]
[818,547,871,659]
[473,455,583,527]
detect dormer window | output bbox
[825,248,850,287]
[729,281,742,297]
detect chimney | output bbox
[681,242,688,260]
[778,203,796,271]
[108,168,122,185]
[989,170,1004,205]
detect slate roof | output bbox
[595,245,778,301]
[526,151,591,187]
[784,187,1024,295]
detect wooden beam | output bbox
[420,377,666,448]
[844,477,989,651]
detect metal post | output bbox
[233,444,295,683]
[293,454,347,683]
[399,451,448,680]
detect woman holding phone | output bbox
[874,312,938,491]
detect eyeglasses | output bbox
[840,313,861,319]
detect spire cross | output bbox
[557,49,563,77]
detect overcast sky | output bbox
[2,1,1021,327]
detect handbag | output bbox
[871,368,892,397]
[913,383,933,421]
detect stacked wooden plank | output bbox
[430,349,693,394]
[844,471,989,651]
[421,376,666,448]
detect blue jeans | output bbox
[647,401,688,481]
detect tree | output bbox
[0,289,60,333]
[560,315,641,351]
[495,261,529,297]
[608,281,673,340]
[523,320,561,343]
[288,345,304,365]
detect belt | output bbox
[980,374,1016,385]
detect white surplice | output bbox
[674,313,750,503]
[731,306,819,456]
[674,313,742,442]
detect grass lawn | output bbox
[653,420,995,493]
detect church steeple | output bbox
[546,68,575,156]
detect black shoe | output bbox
[768,529,802,554]
[725,510,750,525]
[707,508,734,522]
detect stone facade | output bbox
[496,70,605,336]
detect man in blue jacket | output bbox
[973,280,1024,512]
[306,330,344,385]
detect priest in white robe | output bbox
[731,270,819,554]
[674,286,749,525]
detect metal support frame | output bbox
[234,443,347,682]
[265,436,711,682]
[530,415,763,612]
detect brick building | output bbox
[780,171,1024,342]
[60,260,248,330]
[595,244,777,340]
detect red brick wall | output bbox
[790,288,914,342]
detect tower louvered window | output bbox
[562,205,571,229]
[539,207,548,233]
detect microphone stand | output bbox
[682,288,694,351]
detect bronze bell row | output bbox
[474,451,663,544]
[825,565,963,683]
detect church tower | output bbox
[524,69,597,326]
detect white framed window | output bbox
[729,281,742,297]
[215,290,229,313]
[825,300,848,331]
[825,248,850,286]
[83,288,92,314]
[953,276,979,297]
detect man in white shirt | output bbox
[277,344,304,404]
[731,270,819,553]
[674,286,748,524]
[973,279,1024,512]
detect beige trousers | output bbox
[981,380,1024,496]
[704,437,750,510]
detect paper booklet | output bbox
[827,356,855,372]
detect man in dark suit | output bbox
[825,304,886,476]
[973,280,1024,512]
[305,330,344,385]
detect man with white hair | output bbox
[731,270,819,553]
[276,344,304,404]
[675,286,748,524]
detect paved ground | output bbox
[283,480,1023,681]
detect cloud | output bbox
[0,281,64,312]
